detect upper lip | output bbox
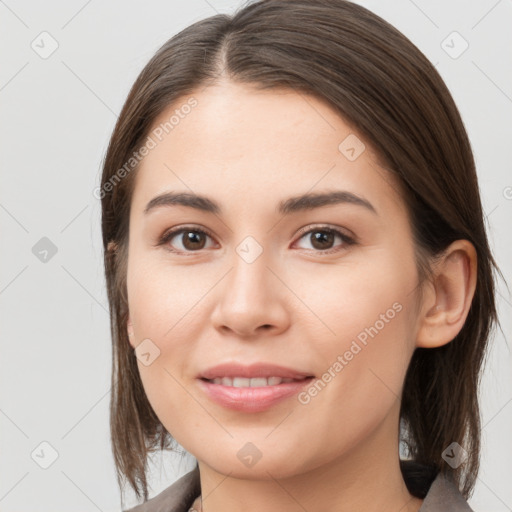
[198,362,314,380]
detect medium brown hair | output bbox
[100,0,503,503]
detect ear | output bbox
[127,315,136,349]
[107,240,118,254]
[416,240,477,348]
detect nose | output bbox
[210,246,291,339]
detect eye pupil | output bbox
[311,231,334,250]
[183,231,206,250]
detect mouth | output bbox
[197,361,315,382]
[200,376,313,387]
[196,363,315,412]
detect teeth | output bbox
[210,376,296,387]
[233,377,251,388]
[222,377,235,386]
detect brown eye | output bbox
[158,225,355,255]
[309,230,335,250]
[159,227,215,253]
[181,231,207,250]
[294,227,355,253]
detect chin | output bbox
[195,445,313,481]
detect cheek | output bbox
[304,247,416,346]
[294,273,415,464]
[126,254,210,341]
[125,254,217,425]
[301,249,417,405]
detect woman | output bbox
[99,1,502,511]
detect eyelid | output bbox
[294,223,356,241]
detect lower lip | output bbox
[197,377,314,413]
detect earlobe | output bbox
[107,240,118,256]
[416,240,477,349]
[127,316,136,348]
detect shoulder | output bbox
[420,473,475,512]
[123,465,200,512]
[401,460,476,512]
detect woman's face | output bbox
[126,81,424,478]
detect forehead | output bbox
[146,81,365,163]
[131,81,405,218]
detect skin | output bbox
[125,81,477,512]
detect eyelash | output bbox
[157,224,356,255]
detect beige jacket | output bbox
[125,461,475,512]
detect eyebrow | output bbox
[144,190,377,216]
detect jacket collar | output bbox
[124,461,474,512]
[418,470,474,511]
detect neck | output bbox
[191,406,423,512]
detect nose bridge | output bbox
[227,234,274,305]
[211,233,289,336]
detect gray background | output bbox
[0,0,511,511]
